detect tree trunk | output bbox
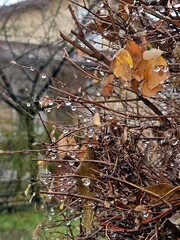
[25,114,41,203]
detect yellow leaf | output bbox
[59,202,64,210]
[37,160,44,165]
[93,112,102,127]
[110,49,133,86]
[114,49,133,68]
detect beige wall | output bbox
[0,0,91,45]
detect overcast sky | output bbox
[0,0,22,5]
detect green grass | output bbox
[0,208,44,240]
[0,209,109,240]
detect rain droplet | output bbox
[41,73,47,79]
[48,100,54,106]
[10,60,17,64]
[158,6,165,13]
[63,128,69,134]
[84,118,89,122]
[154,65,161,72]
[50,207,55,215]
[112,233,117,238]
[26,102,31,107]
[30,66,35,71]
[69,161,74,166]
[170,138,179,146]
[69,152,76,159]
[91,105,96,111]
[142,210,149,217]
[162,66,169,72]
[121,198,128,205]
[65,99,71,106]
[104,135,111,142]
[71,106,76,111]
[74,144,79,149]
[45,108,51,113]
[50,153,57,160]
[66,221,71,226]
[138,6,144,13]
[82,178,90,187]
[87,131,94,138]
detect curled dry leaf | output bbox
[101,74,114,96]
[143,48,164,60]
[57,134,68,159]
[140,81,163,98]
[144,56,170,90]
[57,134,76,159]
[125,40,143,70]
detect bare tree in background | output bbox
[0,0,97,202]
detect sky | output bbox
[0,0,22,6]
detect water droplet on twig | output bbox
[82,178,90,187]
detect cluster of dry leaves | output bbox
[101,40,170,97]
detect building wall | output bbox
[0,0,91,45]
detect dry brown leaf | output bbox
[145,183,180,204]
[78,145,87,159]
[125,40,143,70]
[140,81,163,98]
[32,224,41,240]
[144,56,170,90]
[57,134,68,159]
[109,41,169,97]
[77,48,84,57]
[101,74,114,96]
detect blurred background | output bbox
[0,0,96,239]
